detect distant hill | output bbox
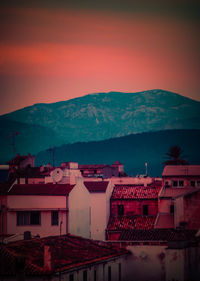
[36,129,200,177]
[1,89,200,164]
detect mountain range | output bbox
[0,89,200,166]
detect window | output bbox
[17,211,40,226]
[118,205,124,216]
[179,180,184,187]
[143,205,148,216]
[108,266,111,281]
[170,205,174,214]
[118,263,121,281]
[51,211,58,225]
[69,274,74,281]
[190,181,195,187]
[83,270,87,281]
[173,181,178,187]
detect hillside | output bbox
[36,129,200,177]
[1,90,200,146]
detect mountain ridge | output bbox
[1,89,200,163]
[36,129,200,177]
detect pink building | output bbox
[156,165,200,229]
[107,183,161,240]
[1,183,74,240]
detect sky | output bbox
[0,0,200,115]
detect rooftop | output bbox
[154,213,174,229]
[159,187,194,198]
[118,229,198,242]
[162,165,200,177]
[107,216,156,231]
[84,181,109,193]
[112,184,161,199]
[0,234,128,276]
[7,184,74,196]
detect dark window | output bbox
[190,181,195,187]
[69,274,74,281]
[94,269,97,281]
[118,205,124,216]
[118,263,121,281]
[51,211,59,225]
[197,181,200,186]
[17,211,40,226]
[83,270,87,281]
[143,205,148,216]
[170,205,174,214]
[179,180,184,187]
[108,266,111,281]
[173,181,178,187]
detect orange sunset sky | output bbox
[0,0,200,115]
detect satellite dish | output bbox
[52,168,63,183]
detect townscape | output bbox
[0,153,200,281]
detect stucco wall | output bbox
[111,199,158,216]
[7,210,67,237]
[68,178,90,238]
[158,198,173,213]
[124,245,166,281]
[90,192,106,240]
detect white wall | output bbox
[68,178,91,238]
[7,210,67,238]
[90,192,106,240]
[6,195,67,237]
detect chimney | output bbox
[44,245,53,272]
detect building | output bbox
[109,229,200,281]
[1,183,74,240]
[8,154,35,170]
[156,165,200,229]
[106,183,161,240]
[0,234,129,281]
[79,161,125,178]
[68,179,114,240]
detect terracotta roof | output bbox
[7,184,74,196]
[118,229,198,242]
[159,187,192,198]
[112,185,161,199]
[162,165,200,177]
[0,234,129,276]
[107,216,156,231]
[84,181,109,193]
